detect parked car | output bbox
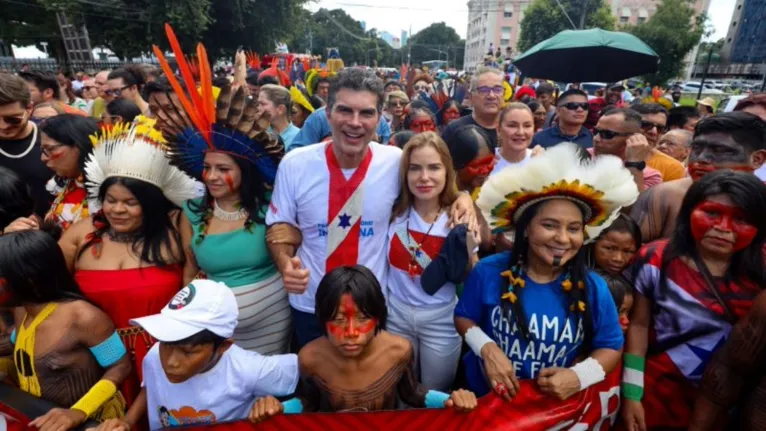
[719,95,748,112]
[681,81,725,94]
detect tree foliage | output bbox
[406,22,465,69]
[517,0,615,53]
[625,0,705,86]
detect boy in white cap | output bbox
[93,280,299,431]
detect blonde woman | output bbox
[386,132,479,391]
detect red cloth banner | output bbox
[2,369,620,431]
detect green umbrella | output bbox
[513,28,659,82]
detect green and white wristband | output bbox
[622,353,645,401]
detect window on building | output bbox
[637,17,646,23]
[501,39,510,45]
[732,21,737,26]
[620,16,629,23]
[504,3,513,17]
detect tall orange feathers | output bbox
[246,51,261,70]
[152,23,214,147]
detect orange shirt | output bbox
[647,150,686,182]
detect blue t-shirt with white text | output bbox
[454,251,623,395]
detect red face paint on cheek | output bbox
[327,294,377,339]
[691,201,757,251]
[687,162,754,182]
[619,315,630,330]
[223,172,236,192]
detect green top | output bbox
[183,199,277,288]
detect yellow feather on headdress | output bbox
[290,86,315,114]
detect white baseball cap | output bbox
[130,279,239,342]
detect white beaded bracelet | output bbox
[569,357,606,390]
[465,326,495,357]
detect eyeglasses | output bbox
[105,85,131,97]
[389,100,405,107]
[41,144,63,157]
[560,102,589,111]
[474,86,504,97]
[641,120,667,133]
[593,128,632,140]
[0,115,26,126]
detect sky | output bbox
[309,0,736,42]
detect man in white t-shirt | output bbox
[266,68,475,348]
[97,280,298,431]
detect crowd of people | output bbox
[1,26,766,431]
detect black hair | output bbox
[328,68,385,113]
[557,89,588,105]
[106,99,141,123]
[504,200,594,348]
[107,66,145,91]
[257,75,279,87]
[632,103,669,118]
[308,93,325,109]
[143,80,171,99]
[19,71,60,101]
[523,98,542,113]
[0,230,85,306]
[597,213,642,249]
[312,75,332,93]
[188,154,267,241]
[403,100,435,130]
[245,71,260,86]
[536,82,555,96]
[77,177,184,267]
[315,265,387,335]
[39,114,99,173]
[444,124,493,170]
[212,76,230,89]
[389,130,416,149]
[601,107,642,129]
[694,111,766,154]
[667,106,699,129]
[0,167,35,231]
[384,80,404,92]
[595,270,632,310]
[653,171,766,322]
[163,329,226,349]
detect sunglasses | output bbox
[0,115,25,126]
[560,102,589,111]
[593,128,633,140]
[105,85,131,97]
[641,120,667,133]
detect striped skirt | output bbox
[231,272,292,355]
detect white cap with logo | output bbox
[130,279,239,342]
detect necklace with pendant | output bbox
[406,208,441,280]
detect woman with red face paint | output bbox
[403,101,437,135]
[437,100,463,132]
[249,265,478,420]
[384,132,480,393]
[444,125,495,196]
[622,170,766,431]
[148,29,291,357]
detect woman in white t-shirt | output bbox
[491,103,538,177]
[386,132,479,392]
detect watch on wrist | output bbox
[624,161,646,170]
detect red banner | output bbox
[2,369,620,431]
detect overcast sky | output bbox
[310,0,736,42]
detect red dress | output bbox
[75,265,183,406]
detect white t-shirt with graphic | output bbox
[491,148,532,176]
[143,344,298,430]
[266,142,402,313]
[387,210,455,307]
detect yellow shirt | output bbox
[90,97,107,119]
[647,150,686,182]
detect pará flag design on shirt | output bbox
[389,226,445,277]
[632,240,759,429]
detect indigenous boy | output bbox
[0,230,130,431]
[250,266,477,421]
[94,280,299,431]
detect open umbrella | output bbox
[513,28,659,83]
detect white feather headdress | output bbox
[477,143,639,241]
[84,122,198,208]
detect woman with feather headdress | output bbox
[150,25,292,356]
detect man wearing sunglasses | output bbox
[630,112,766,243]
[531,89,593,149]
[592,107,661,192]
[441,67,503,150]
[0,73,53,217]
[633,103,686,183]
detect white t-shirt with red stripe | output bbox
[386,210,455,307]
[266,142,402,314]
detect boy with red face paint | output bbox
[630,112,766,243]
[622,171,766,431]
[249,266,478,422]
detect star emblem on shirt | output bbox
[687,336,726,378]
[338,213,352,229]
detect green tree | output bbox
[517,0,615,52]
[406,22,465,69]
[625,0,705,86]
